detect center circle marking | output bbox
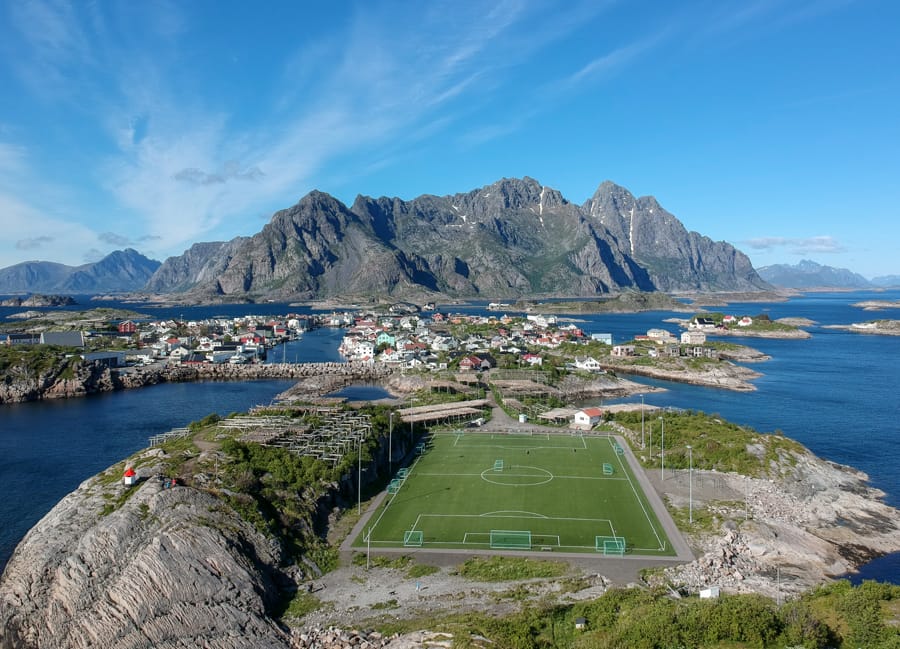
[480,465,553,486]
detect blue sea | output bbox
[2,291,899,583]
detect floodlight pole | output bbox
[648,422,652,461]
[687,445,693,524]
[659,416,665,481]
[357,440,362,515]
[389,411,394,473]
[640,394,645,449]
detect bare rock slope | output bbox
[0,462,291,649]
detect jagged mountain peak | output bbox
[131,176,768,299]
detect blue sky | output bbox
[1,0,898,278]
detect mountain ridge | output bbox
[757,259,872,289]
[0,249,160,294]
[147,177,770,299]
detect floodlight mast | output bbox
[659,416,665,481]
[389,411,394,473]
[640,394,645,449]
[687,445,693,524]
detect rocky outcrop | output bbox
[0,466,292,649]
[654,452,900,598]
[144,240,249,293]
[0,294,77,307]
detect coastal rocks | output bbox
[0,468,292,649]
[658,453,900,598]
[0,294,77,307]
[0,361,394,404]
[290,628,469,649]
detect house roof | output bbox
[123,467,136,477]
[579,407,604,417]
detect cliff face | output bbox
[0,465,292,649]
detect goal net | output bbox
[403,530,424,547]
[595,535,626,556]
[490,529,532,550]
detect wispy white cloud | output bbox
[0,1,635,265]
[564,31,669,88]
[744,235,847,255]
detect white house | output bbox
[681,330,707,345]
[574,356,604,372]
[573,407,604,429]
[738,316,753,327]
[647,328,675,343]
[611,345,635,357]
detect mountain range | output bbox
[145,178,769,299]
[0,249,160,294]
[4,178,773,299]
[757,260,895,289]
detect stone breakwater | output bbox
[0,362,394,404]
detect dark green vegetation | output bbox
[355,431,673,555]
[138,405,406,578]
[609,410,805,478]
[693,311,800,334]
[377,580,900,648]
[0,345,82,378]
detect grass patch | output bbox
[279,591,322,620]
[99,485,139,517]
[612,410,805,478]
[407,563,440,579]
[371,598,399,610]
[456,556,568,582]
[352,553,413,570]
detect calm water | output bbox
[2,291,899,583]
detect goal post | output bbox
[403,530,424,547]
[490,529,532,550]
[595,535,626,555]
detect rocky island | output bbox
[1,408,898,648]
[823,320,900,336]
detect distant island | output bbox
[823,320,900,336]
[0,294,77,307]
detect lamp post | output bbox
[648,422,652,461]
[640,394,645,449]
[687,445,693,524]
[659,416,665,481]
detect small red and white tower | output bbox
[123,466,137,486]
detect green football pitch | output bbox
[354,431,674,555]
